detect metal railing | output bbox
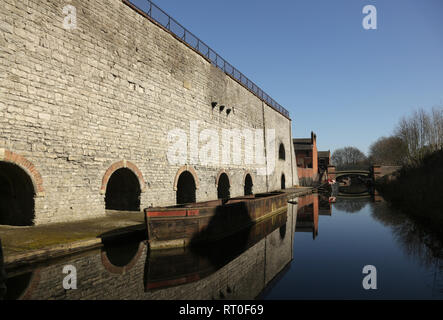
[124,0,290,118]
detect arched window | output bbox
[244,173,253,196]
[0,162,35,226]
[217,173,230,199]
[281,173,286,190]
[279,143,286,161]
[105,168,141,211]
[176,171,196,204]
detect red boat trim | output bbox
[147,210,186,217]
[147,209,200,218]
[186,209,199,216]
[147,274,200,290]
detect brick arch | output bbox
[173,165,199,191]
[100,241,145,275]
[0,149,44,197]
[100,160,146,194]
[242,171,254,186]
[215,169,232,187]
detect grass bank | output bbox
[375,149,443,234]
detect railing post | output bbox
[134,0,289,118]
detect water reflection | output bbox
[2,204,297,300]
[3,188,443,299]
[145,209,288,291]
[295,194,319,239]
[370,200,443,298]
[370,200,443,268]
[266,185,443,299]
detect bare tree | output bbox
[331,146,368,170]
[394,106,443,164]
[368,136,408,165]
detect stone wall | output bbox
[0,0,297,224]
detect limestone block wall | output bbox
[0,0,298,224]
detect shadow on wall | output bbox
[0,162,35,226]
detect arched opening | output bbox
[176,171,196,204]
[281,173,286,190]
[217,173,230,199]
[105,168,141,211]
[279,143,286,161]
[244,174,253,196]
[0,162,35,226]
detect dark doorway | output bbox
[217,173,230,199]
[279,143,286,160]
[244,174,253,196]
[105,168,141,211]
[176,171,196,204]
[281,174,286,190]
[0,162,35,226]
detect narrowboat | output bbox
[144,191,288,250]
[145,208,288,291]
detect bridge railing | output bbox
[123,0,290,119]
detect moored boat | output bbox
[144,208,288,291]
[144,191,288,250]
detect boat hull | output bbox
[144,192,288,250]
[145,208,287,290]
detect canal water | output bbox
[2,189,443,299]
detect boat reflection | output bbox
[1,203,297,300]
[145,209,288,291]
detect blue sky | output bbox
[131,0,443,154]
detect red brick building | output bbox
[293,132,330,186]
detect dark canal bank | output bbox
[1,191,442,300]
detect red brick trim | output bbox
[100,241,144,275]
[100,160,146,194]
[173,165,199,191]
[215,169,232,187]
[0,149,44,197]
[242,171,254,186]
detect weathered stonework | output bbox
[0,0,299,224]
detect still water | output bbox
[2,191,443,299]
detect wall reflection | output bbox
[295,194,320,239]
[2,204,298,300]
